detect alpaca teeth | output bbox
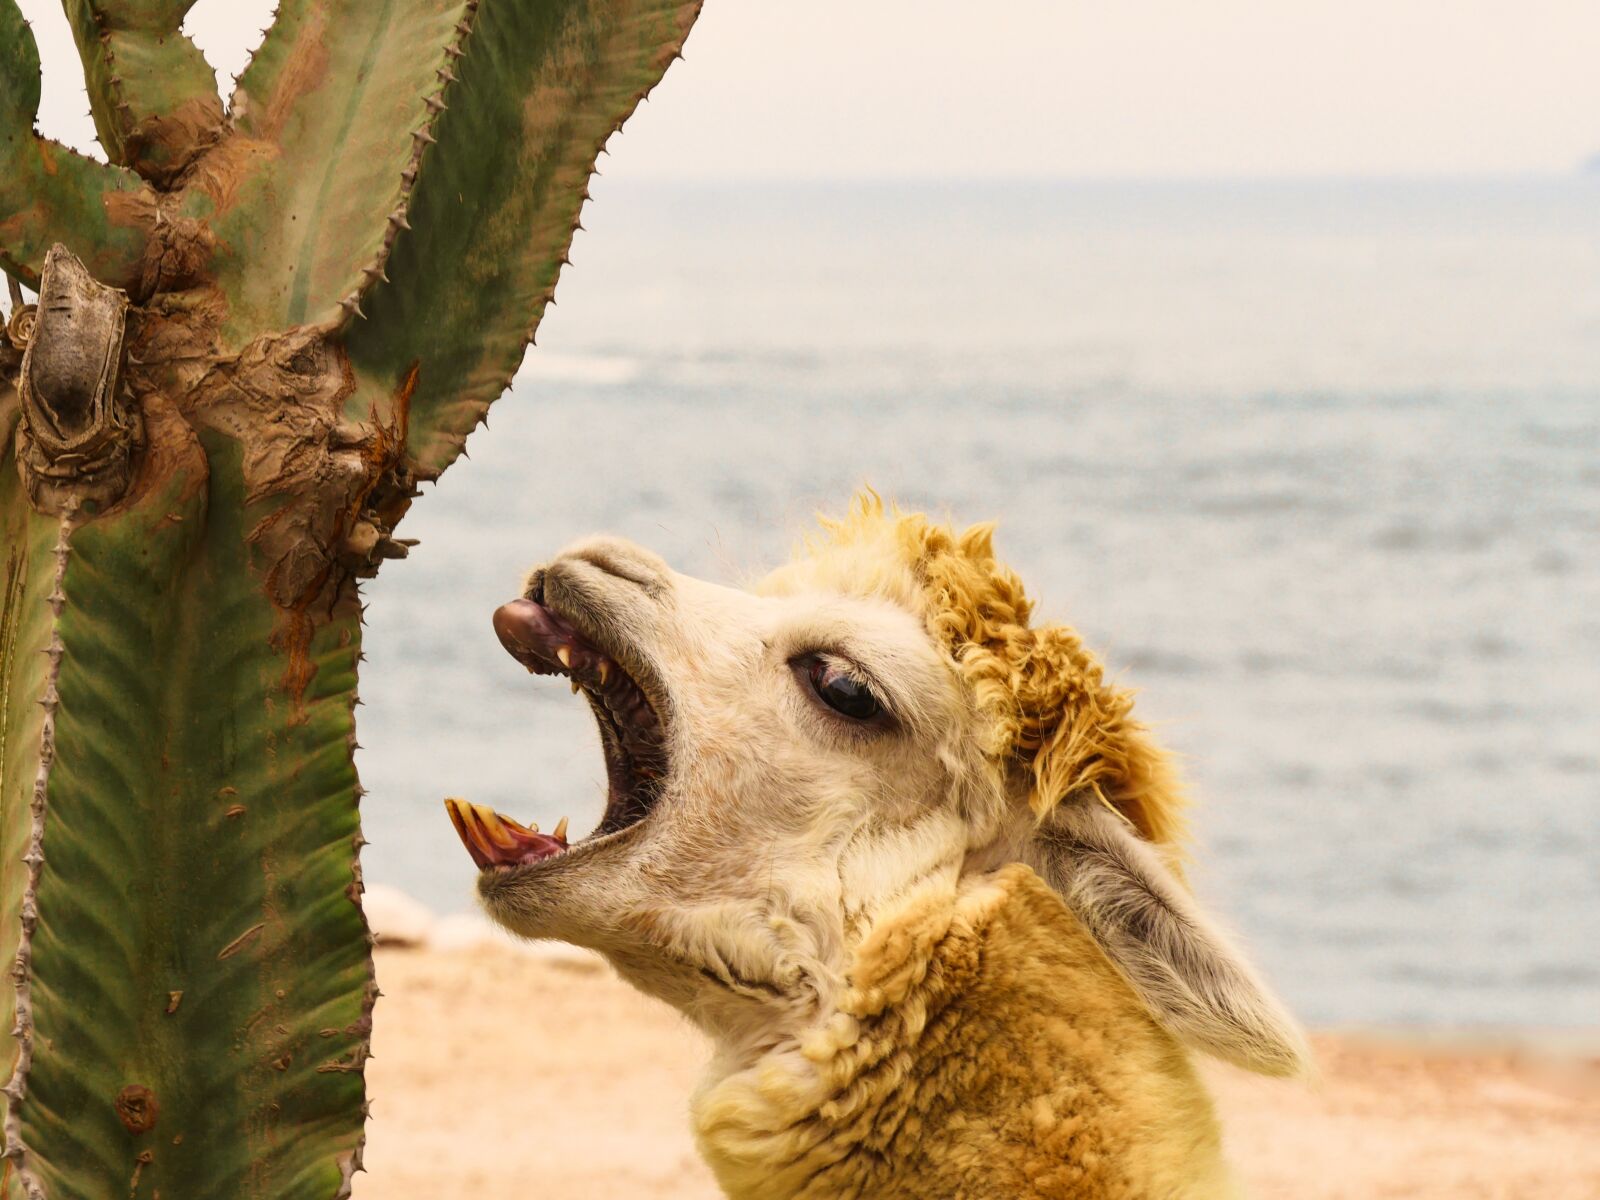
[597,661,610,686]
[553,816,568,841]
[475,807,518,849]
[556,646,572,669]
[570,678,581,694]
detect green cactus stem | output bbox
[61,0,224,186]
[0,7,157,293]
[0,0,701,1194]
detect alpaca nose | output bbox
[557,536,671,596]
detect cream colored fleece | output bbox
[693,864,1237,1200]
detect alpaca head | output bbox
[458,496,1307,1076]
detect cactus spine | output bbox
[0,0,700,1194]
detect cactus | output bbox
[0,0,699,1194]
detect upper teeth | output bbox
[557,646,573,668]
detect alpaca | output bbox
[446,496,1308,1198]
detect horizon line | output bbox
[603,168,1597,187]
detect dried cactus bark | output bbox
[0,0,700,1195]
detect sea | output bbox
[355,177,1600,1031]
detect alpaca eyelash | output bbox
[789,651,896,730]
[791,649,872,690]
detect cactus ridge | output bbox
[0,502,73,1200]
[332,0,484,327]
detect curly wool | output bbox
[693,865,1236,1200]
[805,493,1187,849]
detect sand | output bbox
[354,938,1600,1200]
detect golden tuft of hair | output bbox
[808,492,1188,851]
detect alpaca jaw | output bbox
[465,544,683,931]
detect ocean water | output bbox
[357,178,1600,1030]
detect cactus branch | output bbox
[1,2,160,290]
[206,0,479,348]
[344,0,702,476]
[60,0,224,186]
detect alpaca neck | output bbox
[692,864,1236,1200]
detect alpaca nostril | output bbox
[562,538,669,596]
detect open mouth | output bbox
[444,590,668,871]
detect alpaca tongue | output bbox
[492,598,583,674]
[444,798,568,869]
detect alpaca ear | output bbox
[1031,800,1310,1078]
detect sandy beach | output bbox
[353,908,1600,1200]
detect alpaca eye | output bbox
[806,657,881,721]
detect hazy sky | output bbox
[19,0,1600,179]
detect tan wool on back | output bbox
[694,864,1237,1200]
